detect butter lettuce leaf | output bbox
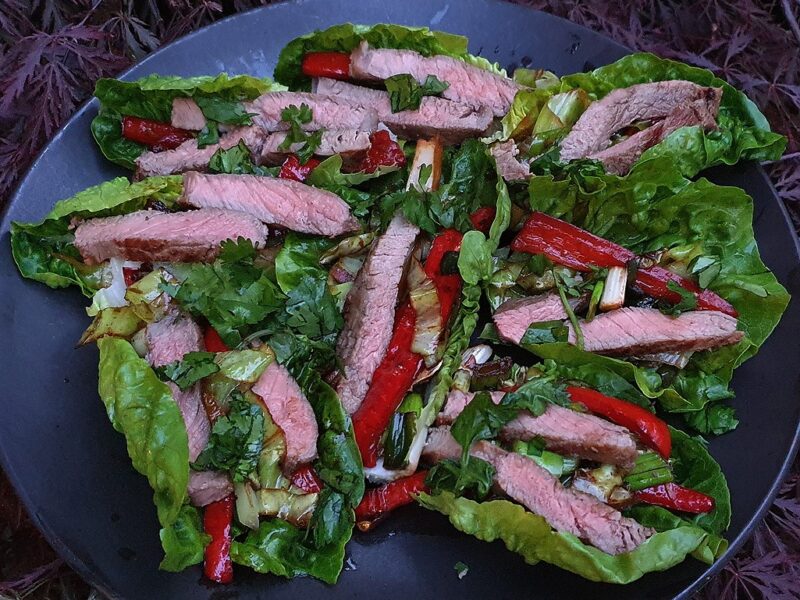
[97,337,189,527]
[559,53,786,176]
[92,73,276,169]
[275,22,503,91]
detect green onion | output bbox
[624,452,673,491]
[586,279,604,321]
[554,271,583,349]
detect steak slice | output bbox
[180,172,359,237]
[135,126,265,177]
[188,470,233,506]
[74,208,267,265]
[171,97,207,131]
[348,42,522,117]
[315,78,493,144]
[145,315,210,462]
[560,81,722,173]
[437,390,638,469]
[423,427,653,554]
[336,213,419,413]
[571,307,743,355]
[251,361,319,474]
[493,293,584,344]
[260,128,373,164]
[245,91,378,132]
[490,140,531,182]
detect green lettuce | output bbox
[525,157,789,432]
[11,176,182,295]
[559,53,786,176]
[274,22,504,91]
[231,359,363,584]
[159,505,209,572]
[418,491,713,583]
[92,73,276,169]
[97,337,189,527]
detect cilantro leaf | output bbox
[661,281,699,315]
[193,96,255,126]
[426,457,495,500]
[196,120,219,147]
[156,351,220,390]
[162,238,285,347]
[193,392,265,481]
[277,103,322,164]
[208,141,278,176]
[520,320,569,344]
[384,73,450,112]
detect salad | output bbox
[10,22,790,586]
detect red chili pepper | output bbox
[122,267,143,287]
[358,130,407,174]
[355,471,429,521]
[424,229,463,324]
[203,327,229,353]
[278,154,321,182]
[469,206,496,234]
[121,116,194,150]
[203,495,234,584]
[301,52,351,80]
[511,212,737,317]
[290,464,324,493]
[566,386,672,459]
[352,231,463,468]
[634,482,715,514]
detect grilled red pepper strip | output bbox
[511,211,737,317]
[278,154,321,182]
[289,464,324,493]
[566,386,672,459]
[634,482,715,514]
[301,51,351,80]
[203,327,229,353]
[355,471,430,521]
[358,130,407,173]
[469,206,496,234]
[352,231,463,467]
[203,494,234,583]
[121,116,194,150]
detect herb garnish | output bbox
[156,351,220,390]
[384,73,450,112]
[277,103,323,163]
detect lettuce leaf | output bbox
[91,73,276,169]
[418,491,713,582]
[10,176,182,295]
[274,23,503,91]
[525,157,789,432]
[231,358,362,584]
[159,505,209,572]
[97,337,189,527]
[559,53,786,176]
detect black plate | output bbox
[2,1,799,598]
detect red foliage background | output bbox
[1,1,799,598]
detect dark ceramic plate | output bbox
[2,1,799,598]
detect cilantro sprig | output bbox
[277,103,323,164]
[384,73,450,112]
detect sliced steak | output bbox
[493,293,584,344]
[245,91,378,132]
[145,315,210,462]
[422,427,653,554]
[251,362,319,474]
[188,470,233,506]
[438,390,638,469]
[336,214,419,413]
[135,126,265,177]
[570,307,743,355]
[560,81,722,173]
[171,97,207,131]
[349,41,522,117]
[315,78,493,144]
[180,172,359,237]
[490,140,530,182]
[74,208,267,265]
[260,128,372,164]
